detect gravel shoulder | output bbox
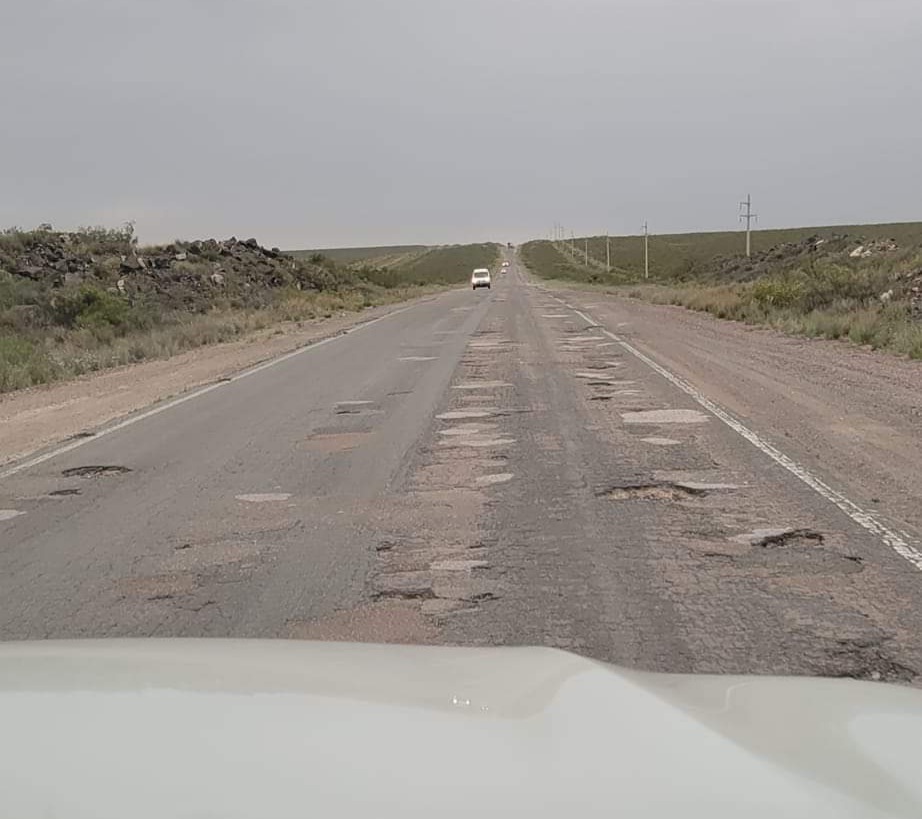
[0,296,437,467]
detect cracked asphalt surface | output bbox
[2,251,922,684]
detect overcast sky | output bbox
[2,0,921,248]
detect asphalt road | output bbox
[2,251,922,683]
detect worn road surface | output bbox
[2,251,922,683]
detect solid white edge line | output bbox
[562,301,922,572]
[0,303,416,481]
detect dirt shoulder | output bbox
[549,283,922,543]
[0,296,436,468]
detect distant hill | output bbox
[524,221,922,283]
[288,245,428,266]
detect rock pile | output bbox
[0,230,349,312]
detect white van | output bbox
[471,268,491,290]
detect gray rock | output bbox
[209,272,225,286]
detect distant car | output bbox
[501,261,510,268]
[471,268,491,289]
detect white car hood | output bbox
[1,640,921,818]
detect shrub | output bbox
[0,335,58,391]
[46,285,130,331]
[749,276,806,309]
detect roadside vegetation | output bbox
[0,226,498,393]
[522,224,922,360]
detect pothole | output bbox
[372,571,436,600]
[64,432,95,441]
[599,481,714,501]
[61,465,132,478]
[733,528,825,548]
[48,488,81,496]
[300,432,370,451]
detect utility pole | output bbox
[606,234,611,272]
[643,221,650,280]
[570,231,575,253]
[584,238,589,265]
[739,194,757,258]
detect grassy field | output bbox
[288,245,428,265]
[375,243,500,286]
[530,222,922,283]
[293,243,501,287]
[521,222,922,360]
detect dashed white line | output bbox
[562,302,922,572]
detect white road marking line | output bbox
[0,303,416,480]
[335,400,373,406]
[398,356,437,361]
[0,510,25,521]
[563,303,922,572]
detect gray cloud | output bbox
[2,0,920,246]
